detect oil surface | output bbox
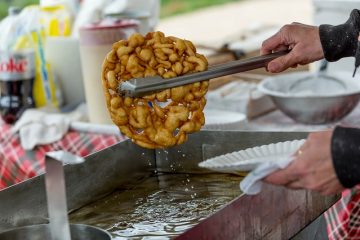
[70,173,242,239]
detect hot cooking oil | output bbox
[69,173,242,239]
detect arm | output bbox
[264,126,360,195]
[320,9,360,62]
[261,9,360,72]
[332,126,360,188]
[264,130,344,195]
[261,11,360,194]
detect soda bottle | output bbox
[0,50,36,124]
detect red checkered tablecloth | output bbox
[0,120,126,189]
[325,187,360,240]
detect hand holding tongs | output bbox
[119,50,289,97]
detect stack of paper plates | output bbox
[203,109,246,130]
[198,139,305,173]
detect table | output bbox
[0,119,126,189]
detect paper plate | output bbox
[203,109,246,130]
[198,139,305,174]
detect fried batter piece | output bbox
[102,31,209,149]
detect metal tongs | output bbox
[119,50,289,97]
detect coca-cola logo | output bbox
[0,57,28,74]
[0,51,35,80]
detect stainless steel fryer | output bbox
[0,131,338,239]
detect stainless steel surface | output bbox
[288,58,341,94]
[0,224,111,240]
[291,215,328,240]
[259,71,360,124]
[0,141,154,230]
[288,75,346,94]
[119,51,289,97]
[0,131,339,239]
[176,184,336,240]
[45,156,71,240]
[45,152,85,240]
[270,94,360,124]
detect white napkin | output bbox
[11,105,86,150]
[240,156,294,195]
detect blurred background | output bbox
[3,0,244,20]
[0,0,358,125]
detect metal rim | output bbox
[0,224,112,239]
[258,71,360,98]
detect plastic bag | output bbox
[40,0,73,37]
[0,7,27,51]
[0,6,64,108]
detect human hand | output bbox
[264,130,344,195]
[261,23,324,73]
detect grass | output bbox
[161,0,242,18]
[0,0,243,20]
[0,0,37,20]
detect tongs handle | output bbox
[120,50,289,97]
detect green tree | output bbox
[0,1,9,20]
[161,0,241,18]
[0,0,38,19]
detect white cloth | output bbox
[11,105,86,150]
[240,156,294,195]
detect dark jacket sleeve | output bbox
[331,126,360,188]
[319,9,360,62]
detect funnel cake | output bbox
[102,31,209,149]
